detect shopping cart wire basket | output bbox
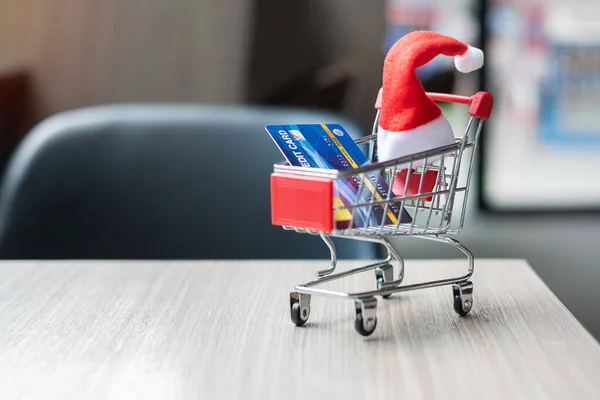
[270,90,493,336]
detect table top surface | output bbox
[0,258,599,400]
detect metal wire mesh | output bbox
[274,114,485,237]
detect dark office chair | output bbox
[0,104,379,259]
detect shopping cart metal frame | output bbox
[270,90,493,336]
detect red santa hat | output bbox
[377,30,484,163]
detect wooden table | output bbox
[0,259,599,399]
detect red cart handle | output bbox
[374,88,493,120]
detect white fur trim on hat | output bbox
[454,45,484,73]
[377,114,456,166]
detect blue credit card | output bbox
[266,124,412,227]
[266,126,376,228]
[282,123,411,226]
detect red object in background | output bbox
[0,69,34,172]
[270,173,334,232]
[392,169,439,201]
[385,3,434,26]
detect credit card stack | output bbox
[266,123,412,229]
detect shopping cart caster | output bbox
[452,281,473,317]
[354,297,377,336]
[290,292,311,326]
[375,264,394,299]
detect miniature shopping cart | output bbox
[270,91,493,336]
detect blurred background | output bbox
[1,0,599,339]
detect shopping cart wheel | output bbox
[290,292,311,326]
[375,264,394,299]
[354,297,378,336]
[452,281,473,317]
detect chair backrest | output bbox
[0,104,378,260]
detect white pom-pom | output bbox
[454,45,484,73]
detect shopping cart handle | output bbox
[374,88,493,120]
